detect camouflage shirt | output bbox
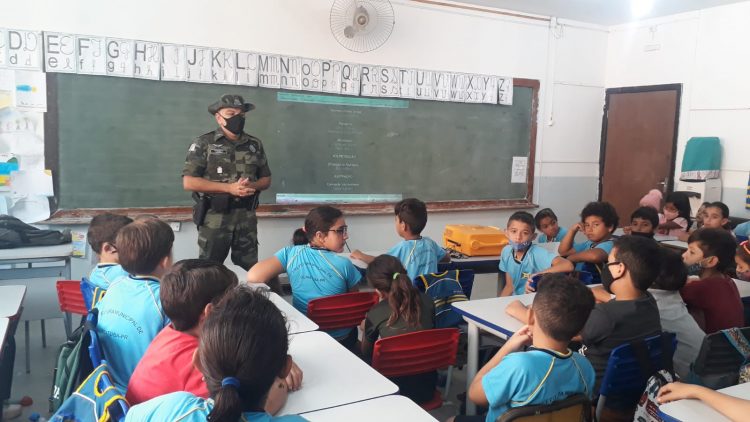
[182,128,271,183]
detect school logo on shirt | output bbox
[522,272,531,280]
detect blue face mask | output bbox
[509,239,532,252]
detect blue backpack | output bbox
[415,270,471,328]
[51,361,128,422]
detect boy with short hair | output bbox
[499,211,573,296]
[559,201,619,285]
[453,274,595,422]
[351,198,448,279]
[125,259,238,404]
[649,248,705,379]
[579,236,662,392]
[624,206,659,239]
[95,218,174,391]
[680,228,743,333]
[86,213,133,289]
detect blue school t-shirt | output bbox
[88,263,130,290]
[482,348,595,422]
[573,239,614,284]
[499,244,556,295]
[96,275,169,391]
[275,245,362,339]
[124,392,307,422]
[537,226,568,243]
[387,237,446,279]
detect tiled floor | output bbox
[7,274,499,421]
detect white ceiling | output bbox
[452,0,748,25]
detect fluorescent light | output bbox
[632,0,654,18]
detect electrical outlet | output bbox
[169,222,181,232]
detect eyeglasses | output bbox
[605,261,622,268]
[328,226,348,235]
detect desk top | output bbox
[659,382,750,422]
[0,285,26,318]
[613,228,678,242]
[455,279,750,339]
[660,240,688,250]
[0,243,73,261]
[278,331,398,415]
[268,292,318,335]
[301,395,437,422]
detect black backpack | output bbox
[0,215,71,249]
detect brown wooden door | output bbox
[600,85,680,226]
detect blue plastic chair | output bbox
[596,332,677,420]
[86,311,104,368]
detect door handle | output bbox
[658,177,668,194]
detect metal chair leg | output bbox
[63,312,72,338]
[41,320,47,348]
[24,321,30,374]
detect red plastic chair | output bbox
[56,280,88,338]
[371,328,460,410]
[306,292,379,331]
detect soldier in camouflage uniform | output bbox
[182,94,271,270]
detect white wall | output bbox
[2,0,609,279]
[606,2,750,218]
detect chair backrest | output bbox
[599,332,677,400]
[80,277,107,310]
[87,312,104,368]
[414,270,472,328]
[371,328,460,377]
[691,326,750,388]
[56,280,88,316]
[306,292,379,331]
[497,394,592,422]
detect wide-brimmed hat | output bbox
[208,94,255,114]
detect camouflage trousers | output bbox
[198,207,258,271]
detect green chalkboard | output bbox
[48,74,537,212]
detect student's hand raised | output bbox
[504,325,533,352]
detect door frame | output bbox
[598,83,682,201]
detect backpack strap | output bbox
[721,328,750,360]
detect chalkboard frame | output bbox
[44,77,538,224]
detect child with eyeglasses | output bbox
[247,205,362,345]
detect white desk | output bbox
[661,240,688,250]
[278,331,398,415]
[301,395,437,422]
[268,292,318,335]
[0,244,73,280]
[341,250,503,274]
[339,252,369,270]
[659,382,750,421]
[613,228,678,242]
[0,285,26,318]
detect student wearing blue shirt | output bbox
[558,201,618,285]
[86,213,133,290]
[499,212,573,296]
[534,208,568,243]
[248,206,361,343]
[96,218,173,391]
[351,198,448,280]
[451,274,596,422]
[125,286,306,422]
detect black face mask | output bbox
[223,114,245,135]
[600,265,620,294]
[631,231,655,239]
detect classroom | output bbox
[1,0,750,421]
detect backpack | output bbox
[415,270,469,328]
[722,327,750,384]
[0,214,71,249]
[49,310,96,412]
[633,333,678,422]
[80,277,107,310]
[51,361,129,422]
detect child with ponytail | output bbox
[361,254,436,402]
[125,285,305,422]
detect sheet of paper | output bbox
[9,195,50,223]
[71,231,87,258]
[14,70,47,111]
[511,156,528,184]
[11,169,53,196]
[0,69,14,109]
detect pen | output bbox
[345,241,351,253]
